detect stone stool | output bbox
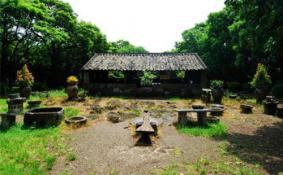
[211,104,224,116]
[1,113,16,129]
[277,104,283,118]
[240,104,253,114]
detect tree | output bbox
[0,0,108,88]
[226,0,283,81]
[108,40,147,54]
[107,40,148,80]
[0,0,52,82]
[175,0,283,84]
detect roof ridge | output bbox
[93,52,198,56]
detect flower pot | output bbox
[263,100,278,115]
[66,83,78,100]
[201,88,212,103]
[211,88,224,104]
[65,116,87,128]
[24,107,64,128]
[28,100,42,109]
[20,86,32,98]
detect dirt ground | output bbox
[49,97,283,175]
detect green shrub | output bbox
[210,80,224,90]
[78,88,87,98]
[176,71,185,79]
[109,71,125,79]
[250,63,271,90]
[16,64,34,88]
[140,71,157,86]
[272,83,283,98]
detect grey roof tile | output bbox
[82,53,207,71]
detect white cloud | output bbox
[64,0,225,52]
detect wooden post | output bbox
[178,111,187,126]
[200,71,207,88]
[83,71,90,85]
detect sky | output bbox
[64,0,225,52]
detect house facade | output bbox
[81,53,207,96]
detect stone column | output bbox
[178,111,188,126]
[197,111,207,126]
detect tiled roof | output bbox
[82,53,207,71]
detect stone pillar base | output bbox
[1,113,16,129]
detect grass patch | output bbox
[0,125,65,174]
[29,94,43,101]
[128,109,141,117]
[64,107,80,118]
[49,89,67,98]
[185,157,261,175]
[66,152,76,161]
[167,96,182,101]
[0,99,8,113]
[246,98,257,104]
[29,89,67,100]
[177,122,228,137]
[155,158,262,175]
[153,164,179,175]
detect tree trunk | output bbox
[0,30,9,83]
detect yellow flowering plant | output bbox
[67,76,79,85]
[16,64,34,87]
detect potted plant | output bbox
[210,80,224,104]
[66,75,79,100]
[16,64,34,98]
[250,64,271,103]
[140,71,157,87]
[137,71,157,96]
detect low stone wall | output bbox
[87,83,201,97]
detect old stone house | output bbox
[81,53,207,96]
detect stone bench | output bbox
[177,108,223,126]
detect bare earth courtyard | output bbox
[37,96,283,175]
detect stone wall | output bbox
[87,83,201,97]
